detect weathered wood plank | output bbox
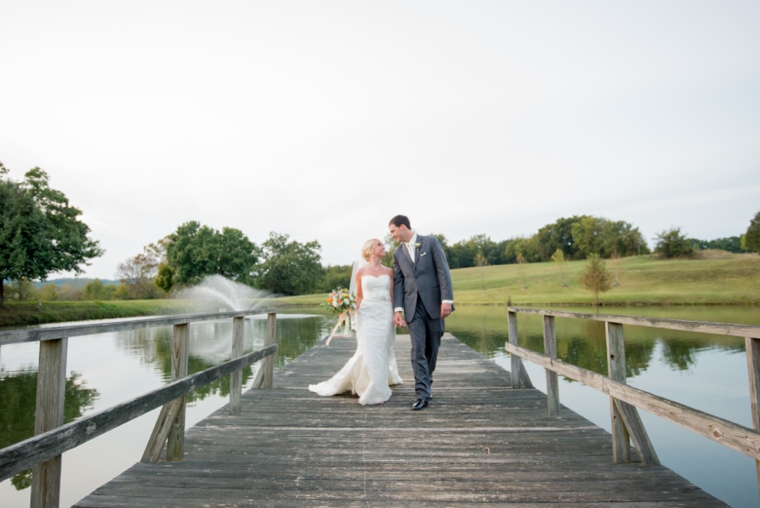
[166,323,189,461]
[0,309,273,346]
[140,399,182,464]
[508,306,760,338]
[508,310,533,389]
[31,338,68,508]
[230,317,245,415]
[0,344,277,481]
[746,336,760,500]
[71,334,726,508]
[543,315,560,415]
[505,340,760,461]
[606,321,631,463]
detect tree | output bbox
[39,283,60,301]
[654,227,694,259]
[550,248,567,287]
[474,251,489,290]
[83,279,116,300]
[744,211,760,253]
[320,264,353,293]
[163,222,261,290]
[0,164,103,306]
[579,254,614,308]
[516,253,528,289]
[571,216,605,258]
[536,216,587,261]
[255,232,323,295]
[116,252,158,298]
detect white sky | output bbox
[1,1,758,279]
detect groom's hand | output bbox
[394,311,407,328]
[440,302,452,318]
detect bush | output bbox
[654,228,694,259]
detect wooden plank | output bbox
[543,315,560,415]
[263,312,276,389]
[606,322,660,466]
[140,399,182,463]
[71,334,727,508]
[614,398,660,465]
[166,324,189,461]
[508,306,760,338]
[0,309,273,346]
[606,322,630,463]
[505,341,760,461]
[31,338,68,508]
[229,317,244,415]
[508,310,532,389]
[0,344,277,480]
[746,336,760,500]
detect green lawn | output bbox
[280,252,760,307]
[450,252,760,306]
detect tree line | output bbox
[3,164,760,304]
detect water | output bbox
[1,305,759,507]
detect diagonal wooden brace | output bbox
[141,398,183,464]
[614,398,660,465]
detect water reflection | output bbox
[445,306,748,377]
[0,369,98,490]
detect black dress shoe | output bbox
[412,398,429,411]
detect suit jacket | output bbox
[393,235,454,320]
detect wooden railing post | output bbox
[262,312,276,389]
[543,315,560,415]
[30,338,68,508]
[230,317,244,415]
[606,322,631,463]
[745,336,760,499]
[605,322,659,465]
[507,310,532,389]
[166,323,188,461]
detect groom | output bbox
[389,215,454,410]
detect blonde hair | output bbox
[362,239,378,262]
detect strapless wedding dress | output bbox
[309,274,403,405]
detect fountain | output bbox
[176,275,269,312]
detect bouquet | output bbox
[323,288,357,345]
[323,288,356,315]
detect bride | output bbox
[308,239,403,405]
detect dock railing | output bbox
[505,306,760,494]
[0,310,278,508]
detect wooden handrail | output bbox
[506,306,760,501]
[504,341,760,460]
[0,309,272,346]
[0,343,278,481]
[507,306,760,338]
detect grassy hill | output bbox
[451,251,760,306]
[281,251,760,307]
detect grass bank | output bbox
[0,298,313,328]
[279,252,760,308]
[451,252,760,306]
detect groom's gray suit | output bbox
[393,234,454,401]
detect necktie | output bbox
[407,242,415,263]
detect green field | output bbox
[2,252,757,327]
[280,251,760,307]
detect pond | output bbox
[1,305,759,508]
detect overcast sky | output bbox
[2,1,758,280]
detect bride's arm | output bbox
[355,270,363,311]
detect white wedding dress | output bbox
[309,274,403,405]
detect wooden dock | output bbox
[73,334,726,507]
